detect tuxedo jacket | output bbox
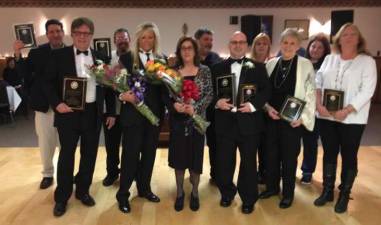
[266,56,316,131]
[15,43,55,112]
[43,45,115,129]
[211,57,271,136]
[118,51,166,127]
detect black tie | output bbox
[229,57,244,64]
[145,52,151,61]
[76,49,89,56]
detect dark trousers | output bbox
[116,120,160,203]
[257,132,266,177]
[318,119,365,173]
[103,115,122,177]
[54,103,100,203]
[265,119,302,198]
[301,121,319,175]
[215,124,259,205]
[206,123,217,179]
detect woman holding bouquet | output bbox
[164,37,213,212]
[116,22,166,213]
[259,29,316,209]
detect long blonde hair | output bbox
[133,22,161,69]
[333,23,370,55]
[250,33,271,61]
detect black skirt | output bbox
[168,115,205,174]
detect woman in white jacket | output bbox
[259,29,316,209]
[313,23,377,213]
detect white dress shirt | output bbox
[316,53,377,124]
[139,49,153,66]
[74,47,96,103]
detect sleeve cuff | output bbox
[249,103,256,112]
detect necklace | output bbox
[335,59,353,90]
[274,57,294,89]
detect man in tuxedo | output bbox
[194,27,222,184]
[102,28,131,187]
[43,17,115,217]
[13,19,65,189]
[212,31,271,214]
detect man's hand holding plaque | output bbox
[238,84,256,113]
[216,74,236,111]
[323,89,344,112]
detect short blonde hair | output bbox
[250,33,271,61]
[280,28,302,44]
[333,23,370,55]
[133,22,161,68]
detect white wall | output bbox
[0,7,380,58]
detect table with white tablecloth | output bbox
[6,86,22,111]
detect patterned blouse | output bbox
[190,65,214,119]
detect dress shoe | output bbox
[219,197,232,207]
[118,201,131,213]
[139,192,160,203]
[190,193,200,211]
[174,193,185,211]
[53,202,67,217]
[259,190,279,199]
[102,175,118,187]
[40,177,53,189]
[301,174,312,184]
[279,197,293,209]
[75,193,96,207]
[241,204,254,214]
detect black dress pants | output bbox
[265,119,302,198]
[54,103,100,203]
[116,120,160,203]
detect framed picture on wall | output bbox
[14,23,37,48]
[260,15,273,42]
[284,19,310,40]
[93,38,111,58]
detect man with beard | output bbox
[194,28,222,184]
[102,28,131,186]
[13,19,65,189]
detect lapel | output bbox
[67,46,77,77]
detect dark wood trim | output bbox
[0,0,381,8]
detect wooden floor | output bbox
[0,147,380,225]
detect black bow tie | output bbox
[229,57,245,64]
[76,49,89,56]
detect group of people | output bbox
[11,16,377,218]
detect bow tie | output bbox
[76,49,89,56]
[229,57,245,65]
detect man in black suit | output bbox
[43,17,115,217]
[116,22,166,213]
[194,27,222,184]
[102,28,131,187]
[13,19,65,189]
[212,31,271,214]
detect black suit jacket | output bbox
[15,43,55,112]
[43,45,115,129]
[211,58,271,136]
[118,51,166,127]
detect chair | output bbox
[0,84,15,123]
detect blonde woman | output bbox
[314,23,377,213]
[117,22,166,213]
[251,32,271,63]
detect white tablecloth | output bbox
[6,86,22,111]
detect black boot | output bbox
[314,164,336,206]
[335,170,357,213]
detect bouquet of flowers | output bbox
[145,59,183,94]
[180,79,210,135]
[87,60,159,126]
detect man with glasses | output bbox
[43,17,115,217]
[13,19,65,190]
[211,31,271,214]
[102,28,131,186]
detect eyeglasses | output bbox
[181,46,194,51]
[230,41,247,45]
[72,31,93,37]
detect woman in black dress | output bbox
[166,37,213,212]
